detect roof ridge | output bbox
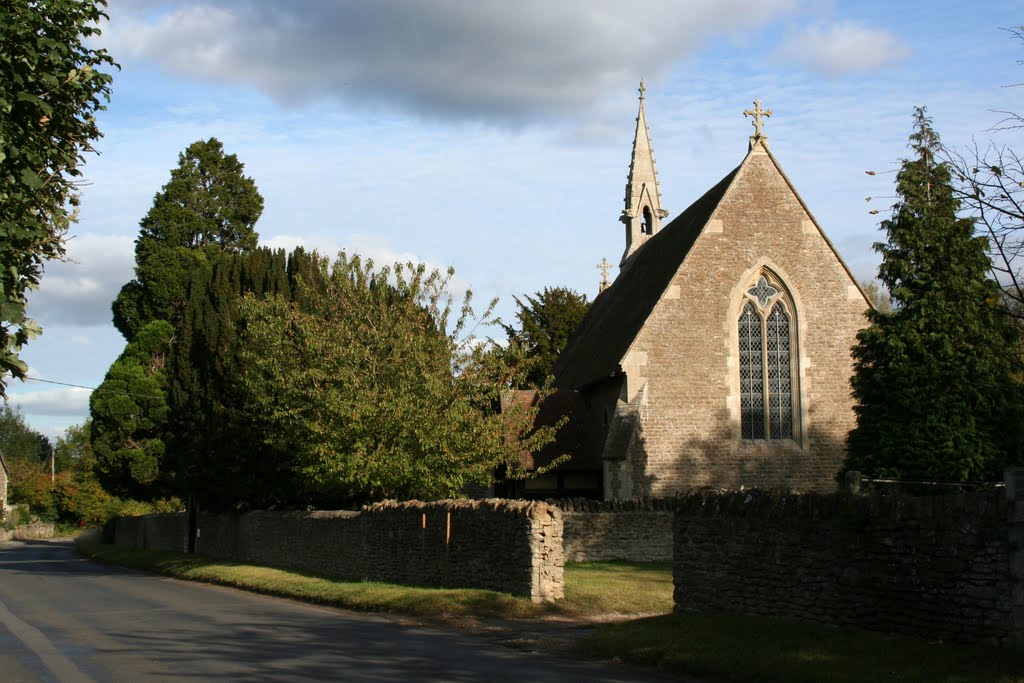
[554,164,739,389]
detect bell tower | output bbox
[620,80,669,265]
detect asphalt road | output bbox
[0,539,676,682]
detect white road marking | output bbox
[0,596,93,683]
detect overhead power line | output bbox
[21,376,163,401]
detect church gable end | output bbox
[550,92,868,499]
[610,131,868,496]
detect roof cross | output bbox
[638,79,646,100]
[743,99,772,139]
[597,258,613,292]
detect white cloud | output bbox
[27,234,135,327]
[773,21,910,76]
[260,232,469,294]
[8,388,92,417]
[103,0,800,123]
[260,234,340,258]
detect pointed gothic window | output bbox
[739,273,797,440]
[641,206,653,235]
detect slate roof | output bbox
[553,164,740,391]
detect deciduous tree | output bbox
[0,0,115,395]
[845,108,1023,482]
[232,254,550,509]
[947,26,1024,334]
[0,404,51,508]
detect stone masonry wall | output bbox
[614,145,867,497]
[554,499,672,562]
[674,474,1024,649]
[0,522,55,542]
[114,512,188,553]
[114,499,564,602]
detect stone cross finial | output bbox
[743,99,772,139]
[638,79,646,100]
[597,258,613,292]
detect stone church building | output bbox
[535,86,869,499]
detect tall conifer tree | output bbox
[112,138,263,341]
[502,286,589,387]
[168,247,318,509]
[845,108,1023,482]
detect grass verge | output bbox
[562,560,673,615]
[75,539,673,620]
[582,613,1024,683]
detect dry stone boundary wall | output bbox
[552,498,673,562]
[113,499,564,602]
[673,468,1024,650]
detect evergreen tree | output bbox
[502,286,589,387]
[112,138,263,341]
[89,320,174,499]
[92,138,263,499]
[167,247,318,510]
[845,107,1023,482]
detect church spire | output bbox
[621,79,669,265]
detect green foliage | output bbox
[0,404,51,505]
[226,254,550,509]
[112,138,263,340]
[0,416,175,527]
[0,0,116,395]
[501,286,589,387]
[50,421,109,524]
[0,404,50,465]
[846,108,1024,482]
[92,138,263,504]
[89,320,174,499]
[167,247,313,510]
[54,419,91,472]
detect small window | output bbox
[641,206,653,235]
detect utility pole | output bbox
[50,444,55,483]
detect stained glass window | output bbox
[739,276,795,441]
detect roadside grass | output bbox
[75,539,672,619]
[561,561,673,615]
[582,613,1024,683]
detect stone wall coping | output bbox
[674,488,1008,523]
[548,497,677,512]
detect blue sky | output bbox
[7,0,1023,440]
